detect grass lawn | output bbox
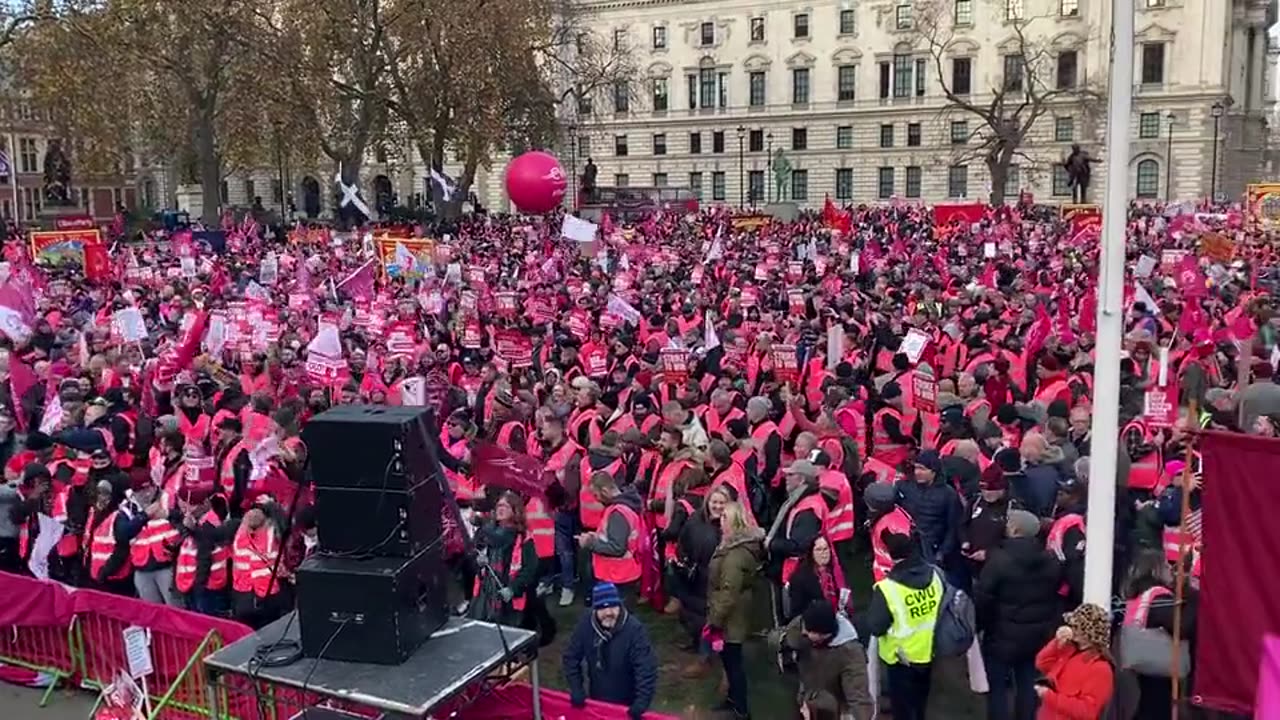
[535,546,985,719]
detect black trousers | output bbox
[886,662,933,720]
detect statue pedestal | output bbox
[38,203,90,230]
[763,202,799,222]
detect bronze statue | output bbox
[1063,144,1098,204]
[42,139,72,207]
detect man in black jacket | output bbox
[975,509,1063,720]
[896,451,964,584]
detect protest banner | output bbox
[30,228,104,267]
[1199,232,1236,264]
[932,203,985,226]
[730,214,771,230]
[1246,182,1280,229]
[1161,249,1189,275]
[913,370,939,413]
[374,236,434,278]
[1143,382,1179,429]
[660,348,690,385]
[771,344,799,384]
[1061,204,1102,239]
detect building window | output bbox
[880,124,894,148]
[950,120,969,144]
[615,135,628,156]
[1005,165,1020,199]
[915,58,927,96]
[272,179,283,203]
[793,128,808,150]
[718,72,728,108]
[1006,0,1024,20]
[690,132,702,154]
[954,0,973,25]
[700,68,716,109]
[1057,51,1078,89]
[613,29,627,49]
[749,170,765,203]
[836,126,853,149]
[836,168,854,199]
[749,71,766,106]
[1003,54,1025,92]
[652,173,668,187]
[792,68,811,104]
[652,26,666,49]
[700,22,714,46]
[1055,116,1075,142]
[878,167,895,199]
[905,166,922,198]
[244,179,255,203]
[687,74,697,109]
[652,78,669,111]
[838,65,857,101]
[577,89,593,116]
[1146,0,1166,6]
[653,133,667,155]
[1061,0,1079,16]
[750,17,765,42]
[896,3,912,29]
[1136,159,1159,198]
[948,165,969,198]
[839,9,856,35]
[18,137,36,173]
[893,55,912,98]
[713,131,725,153]
[1139,112,1161,139]
[879,62,891,99]
[794,13,809,38]
[1141,43,1165,84]
[907,123,922,146]
[578,136,591,157]
[952,58,972,95]
[615,173,630,187]
[1052,166,1072,196]
[749,129,764,152]
[712,171,726,200]
[614,81,630,112]
[219,181,229,204]
[689,171,703,198]
[791,169,808,201]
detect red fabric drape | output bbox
[459,683,680,720]
[1196,431,1280,715]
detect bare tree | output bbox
[913,0,1101,204]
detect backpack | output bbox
[931,570,977,658]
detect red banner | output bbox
[932,203,986,227]
[472,442,549,497]
[660,348,689,385]
[1062,204,1102,239]
[912,370,938,413]
[771,345,799,384]
[30,228,104,266]
[1142,382,1179,429]
[53,215,95,231]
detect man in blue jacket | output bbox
[562,582,658,720]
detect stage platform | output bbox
[203,612,541,720]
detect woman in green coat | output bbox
[705,492,766,720]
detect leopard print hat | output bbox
[1065,602,1112,653]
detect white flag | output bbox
[607,293,642,326]
[394,242,417,273]
[1133,283,1159,315]
[39,395,64,434]
[704,314,721,351]
[827,324,842,371]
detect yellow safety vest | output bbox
[876,574,943,665]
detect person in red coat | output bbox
[1034,603,1115,719]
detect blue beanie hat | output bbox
[592,582,622,609]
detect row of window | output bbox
[611,160,1164,202]
[600,109,1162,158]
[628,0,1170,52]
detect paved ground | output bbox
[0,683,95,719]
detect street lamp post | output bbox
[1164,111,1176,201]
[765,131,774,203]
[1210,101,1224,202]
[567,123,578,210]
[736,125,745,207]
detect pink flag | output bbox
[1178,254,1207,298]
[1179,302,1209,337]
[9,354,38,432]
[1025,304,1053,358]
[0,283,34,343]
[979,262,997,288]
[1255,634,1280,713]
[336,260,377,301]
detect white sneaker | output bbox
[558,588,575,607]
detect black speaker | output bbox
[302,405,438,491]
[313,476,442,557]
[296,544,449,665]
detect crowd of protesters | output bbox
[0,197,1268,720]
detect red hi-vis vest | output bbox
[578,457,623,530]
[1122,420,1161,491]
[833,406,866,461]
[219,441,248,498]
[871,507,913,582]
[496,421,526,451]
[819,436,846,473]
[1033,379,1071,409]
[750,421,781,487]
[174,511,229,593]
[129,510,179,568]
[114,413,137,469]
[704,406,744,439]
[964,398,991,420]
[1047,513,1086,597]
[178,412,211,450]
[1163,524,1200,566]
[232,522,281,598]
[817,470,856,542]
[871,407,912,468]
[651,459,696,530]
[663,497,697,562]
[593,504,642,584]
[89,510,131,582]
[472,534,528,611]
[543,440,583,508]
[441,438,482,502]
[51,485,81,557]
[526,497,555,559]
[1122,586,1172,627]
[568,407,603,448]
[781,495,830,583]
[863,457,899,486]
[919,412,940,451]
[709,463,756,525]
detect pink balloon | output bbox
[505,151,567,214]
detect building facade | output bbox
[553,0,1277,208]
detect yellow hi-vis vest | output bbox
[876,573,943,665]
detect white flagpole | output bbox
[1083,0,1134,609]
[8,132,19,222]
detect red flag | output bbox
[1078,287,1097,334]
[1179,302,1209,337]
[336,259,377,301]
[1055,296,1072,338]
[1178,254,1207,298]
[1025,304,1053,358]
[979,262,997,288]
[472,442,550,497]
[83,242,110,281]
[0,282,34,343]
[9,354,38,432]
